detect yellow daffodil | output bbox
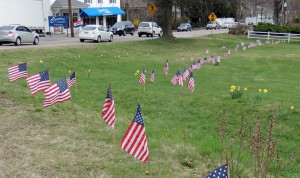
[230,88,234,92]
[290,105,295,110]
[88,69,91,72]
[136,70,140,73]
[237,86,240,91]
[78,55,80,58]
[134,73,137,76]
[68,70,71,73]
[263,89,268,93]
[231,85,236,90]
[244,87,248,91]
[258,88,262,93]
[39,59,44,63]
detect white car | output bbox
[137,22,163,37]
[79,25,113,43]
[0,25,39,46]
[222,22,238,29]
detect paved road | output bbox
[0,29,228,50]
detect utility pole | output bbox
[68,0,74,37]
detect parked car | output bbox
[79,25,113,43]
[0,25,39,46]
[110,21,135,36]
[137,22,163,37]
[206,21,221,30]
[222,22,238,29]
[177,23,192,32]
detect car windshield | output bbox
[180,23,188,27]
[112,22,125,28]
[139,23,150,27]
[82,26,96,31]
[0,26,15,30]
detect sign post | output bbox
[208,12,217,36]
[147,3,157,39]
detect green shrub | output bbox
[253,23,300,33]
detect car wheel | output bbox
[109,35,113,42]
[151,33,153,37]
[146,34,149,37]
[33,37,39,45]
[96,36,101,43]
[138,33,141,37]
[158,33,161,37]
[131,31,134,36]
[15,37,21,46]
[0,43,2,46]
[80,39,84,42]
[118,32,122,36]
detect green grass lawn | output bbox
[0,34,299,177]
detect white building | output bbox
[0,0,125,34]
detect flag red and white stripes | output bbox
[120,104,149,163]
[26,70,51,95]
[187,72,195,92]
[43,78,71,108]
[182,68,189,81]
[8,63,27,82]
[163,60,168,75]
[150,70,155,83]
[139,70,146,85]
[178,74,183,87]
[102,85,115,128]
[67,71,76,88]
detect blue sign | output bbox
[48,16,69,28]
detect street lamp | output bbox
[283,2,287,25]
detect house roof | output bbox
[51,0,89,9]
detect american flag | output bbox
[192,62,197,70]
[205,164,228,178]
[178,73,183,87]
[196,59,202,69]
[182,68,189,81]
[43,78,71,108]
[67,71,76,88]
[171,71,180,85]
[139,70,146,85]
[102,84,115,128]
[8,63,27,82]
[26,70,50,95]
[163,60,168,75]
[120,104,149,163]
[150,69,155,83]
[188,65,193,73]
[187,72,195,92]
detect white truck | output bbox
[0,0,49,36]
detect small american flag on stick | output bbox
[120,104,149,163]
[67,71,76,88]
[8,63,27,82]
[205,164,228,178]
[171,71,180,85]
[182,68,189,81]
[187,72,195,92]
[43,78,71,108]
[139,70,146,85]
[102,84,115,128]
[150,69,154,83]
[26,70,50,95]
[163,60,169,75]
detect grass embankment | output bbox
[0,35,299,177]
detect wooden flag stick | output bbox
[75,70,78,97]
[226,149,230,178]
[71,98,78,122]
[112,128,116,144]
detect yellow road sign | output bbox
[147,3,157,15]
[208,12,217,21]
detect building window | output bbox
[109,0,116,4]
[98,0,103,4]
[84,0,92,3]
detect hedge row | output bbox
[253,23,300,34]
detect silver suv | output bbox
[206,21,221,30]
[0,25,39,46]
[137,22,162,37]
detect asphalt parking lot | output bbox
[0,29,228,50]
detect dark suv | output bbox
[110,21,135,36]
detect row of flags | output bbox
[8,63,76,108]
